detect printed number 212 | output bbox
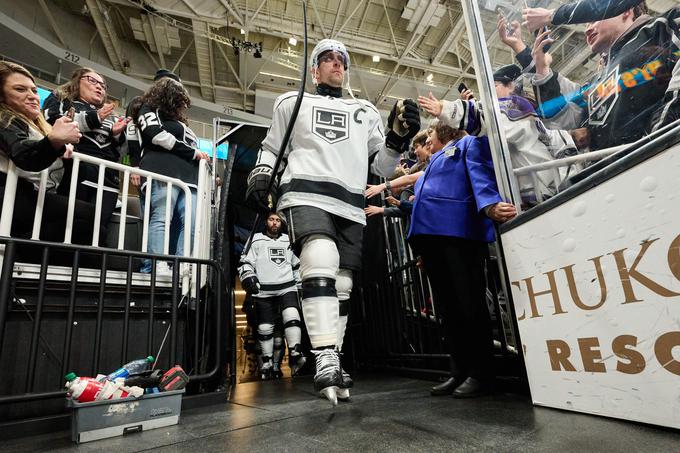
[64,51,80,64]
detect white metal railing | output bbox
[513,146,626,203]
[512,113,680,205]
[66,152,193,257]
[0,152,214,288]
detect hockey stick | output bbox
[242,1,308,256]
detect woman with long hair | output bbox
[0,61,94,242]
[43,67,129,238]
[130,77,209,274]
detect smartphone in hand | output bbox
[66,107,75,120]
[458,83,474,100]
[535,26,553,53]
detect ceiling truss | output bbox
[77,0,610,113]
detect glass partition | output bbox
[464,0,680,210]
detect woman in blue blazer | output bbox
[408,123,516,398]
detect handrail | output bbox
[513,146,625,176]
[511,119,680,203]
[65,152,193,258]
[0,161,19,237]
[0,152,216,268]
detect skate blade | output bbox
[319,386,339,406]
[291,356,307,376]
[337,388,350,402]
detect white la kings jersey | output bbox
[257,92,401,225]
[238,233,300,298]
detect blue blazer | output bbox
[407,135,502,243]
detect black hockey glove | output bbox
[242,276,260,295]
[385,99,421,152]
[245,164,278,213]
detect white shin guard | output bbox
[300,235,340,348]
[282,306,302,349]
[257,322,274,358]
[336,269,353,352]
[337,314,348,352]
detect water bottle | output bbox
[104,356,154,381]
[65,372,105,403]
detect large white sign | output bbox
[502,145,680,428]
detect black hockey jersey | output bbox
[532,9,680,150]
[135,104,200,186]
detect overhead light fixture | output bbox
[372,55,380,63]
[240,28,246,34]
[289,37,297,46]
[231,38,263,58]
[426,73,434,82]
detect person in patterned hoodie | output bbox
[44,67,129,237]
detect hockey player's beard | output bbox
[266,226,280,237]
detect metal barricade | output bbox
[355,201,519,379]
[0,237,230,410]
[0,152,232,423]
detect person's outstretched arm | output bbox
[523,1,644,31]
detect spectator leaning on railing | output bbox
[419,66,579,205]
[130,77,210,275]
[407,127,516,399]
[43,67,129,238]
[0,61,94,242]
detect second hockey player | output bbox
[239,212,306,379]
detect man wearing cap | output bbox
[419,64,578,204]
[245,38,420,404]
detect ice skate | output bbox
[272,363,283,379]
[260,360,274,381]
[337,368,353,401]
[313,349,343,406]
[289,351,307,376]
[341,368,353,388]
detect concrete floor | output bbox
[1,374,679,452]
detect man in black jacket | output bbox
[527,2,680,150]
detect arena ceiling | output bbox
[20,0,680,116]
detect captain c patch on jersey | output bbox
[312,107,349,144]
[268,247,286,266]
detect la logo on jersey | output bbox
[312,107,349,144]
[269,248,286,265]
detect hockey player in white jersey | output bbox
[246,39,420,404]
[239,212,305,379]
